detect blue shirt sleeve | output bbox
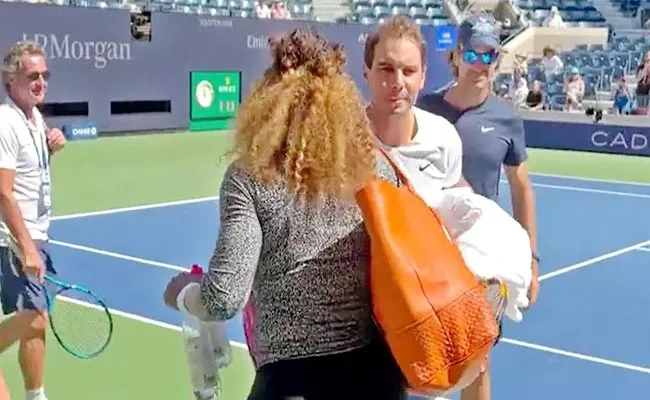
[503,115,528,166]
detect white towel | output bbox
[433,187,532,323]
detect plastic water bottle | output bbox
[179,265,233,400]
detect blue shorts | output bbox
[0,245,56,315]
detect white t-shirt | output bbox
[0,97,51,246]
[380,106,463,207]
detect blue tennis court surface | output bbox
[47,173,650,399]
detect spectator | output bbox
[540,46,563,83]
[564,67,584,110]
[613,77,633,114]
[255,0,271,18]
[635,51,650,109]
[542,6,565,28]
[271,0,291,19]
[506,68,529,108]
[524,80,545,110]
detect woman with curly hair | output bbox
[163,28,406,399]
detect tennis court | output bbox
[2,132,650,399]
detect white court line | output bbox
[51,236,650,290]
[499,338,650,375]
[499,180,650,199]
[51,239,650,375]
[60,295,452,397]
[539,239,650,282]
[50,196,219,221]
[50,240,189,272]
[57,295,247,350]
[529,172,650,188]
[48,177,649,223]
[57,286,650,377]
[529,182,650,199]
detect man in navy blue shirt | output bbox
[417,13,539,400]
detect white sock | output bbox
[26,387,47,400]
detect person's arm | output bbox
[184,165,263,321]
[503,117,538,281]
[0,124,42,277]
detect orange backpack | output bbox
[355,147,500,396]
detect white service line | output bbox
[52,236,650,284]
[529,182,650,199]
[52,241,650,374]
[57,295,248,350]
[499,338,650,375]
[635,247,650,253]
[50,240,189,272]
[499,180,650,199]
[539,239,650,282]
[57,292,650,376]
[529,172,650,188]
[51,196,219,221]
[49,176,650,224]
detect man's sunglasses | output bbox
[25,71,51,82]
[461,49,499,65]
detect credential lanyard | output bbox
[9,100,49,173]
[26,120,49,174]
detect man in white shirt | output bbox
[363,15,464,206]
[0,40,66,400]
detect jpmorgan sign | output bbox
[22,33,131,69]
[591,130,649,151]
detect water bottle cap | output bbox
[190,264,203,276]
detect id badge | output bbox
[38,170,52,217]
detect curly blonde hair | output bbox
[229,28,376,202]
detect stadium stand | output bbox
[342,0,452,26]
[14,0,317,20]
[518,0,607,26]
[495,28,650,113]
[6,0,650,116]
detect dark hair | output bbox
[269,27,347,78]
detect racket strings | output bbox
[49,289,112,358]
[479,278,508,344]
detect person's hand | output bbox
[23,248,45,283]
[163,272,202,310]
[526,260,540,309]
[46,128,66,154]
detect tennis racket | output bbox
[481,278,508,344]
[8,237,114,359]
[43,274,114,360]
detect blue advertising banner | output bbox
[62,120,99,141]
[523,119,650,157]
[434,25,457,51]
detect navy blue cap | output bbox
[458,13,501,50]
